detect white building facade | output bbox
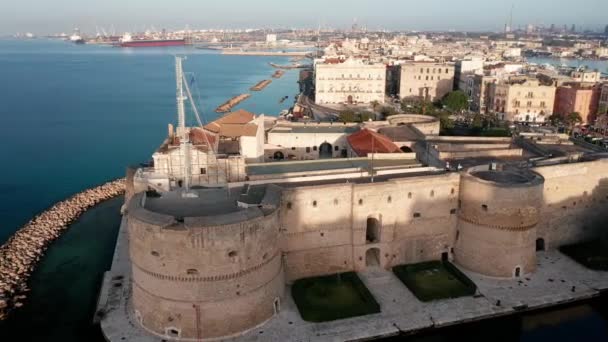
[315,58,386,105]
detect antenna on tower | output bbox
[509,4,514,32]
[175,56,195,197]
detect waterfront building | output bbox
[469,74,498,114]
[399,62,455,101]
[598,84,608,116]
[454,57,484,91]
[314,58,386,105]
[571,70,601,83]
[265,122,359,161]
[553,83,602,124]
[489,78,556,123]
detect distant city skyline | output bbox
[1,0,607,35]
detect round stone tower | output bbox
[454,166,544,278]
[127,187,283,340]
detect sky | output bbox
[1,0,607,35]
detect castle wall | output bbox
[534,159,608,249]
[280,173,460,282]
[126,157,608,340]
[128,196,283,340]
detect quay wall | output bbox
[0,178,125,320]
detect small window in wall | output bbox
[312,200,317,208]
[151,251,160,257]
[291,147,296,150]
[456,230,460,241]
[451,188,455,195]
[200,167,207,175]
[334,199,339,205]
[286,202,292,209]
[441,252,448,262]
[313,146,318,151]
[536,238,545,252]
[166,328,180,338]
[359,199,363,205]
[187,269,198,275]
[387,196,392,203]
[450,208,457,214]
[430,190,435,197]
[408,192,412,199]
[306,147,311,153]
[514,267,521,278]
[413,212,421,218]
[228,251,238,258]
[334,146,339,151]
[481,204,488,211]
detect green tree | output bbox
[565,112,583,132]
[379,106,397,118]
[359,111,375,122]
[401,98,436,115]
[339,110,375,122]
[339,109,356,122]
[441,90,469,112]
[370,100,380,111]
[548,113,564,126]
[471,114,484,131]
[437,112,454,131]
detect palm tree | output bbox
[370,100,380,112]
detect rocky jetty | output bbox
[0,178,125,320]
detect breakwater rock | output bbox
[0,178,125,320]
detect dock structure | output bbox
[221,50,311,57]
[215,94,251,113]
[272,70,285,79]
[250,80,272,91]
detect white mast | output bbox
[175,56,193,194]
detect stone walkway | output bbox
[97,220,608,342]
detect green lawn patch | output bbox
[393,261,477,302]
[560,240,608,271]
[291,272,380,322]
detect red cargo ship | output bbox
[117,33,186,47]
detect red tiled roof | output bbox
[347,129,402,157]
[204,109,255,133]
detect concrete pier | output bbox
[221,51,311,57]
[215,94,251,113]
[0,179,125,320]
[250,80,272,91]
[98,223,608,342]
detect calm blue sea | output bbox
[527,57,608,73]
[0,39,298,243]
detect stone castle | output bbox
[118,110,608,340]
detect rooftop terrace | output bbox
[270,125,359,134]
[246,157,420,176]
